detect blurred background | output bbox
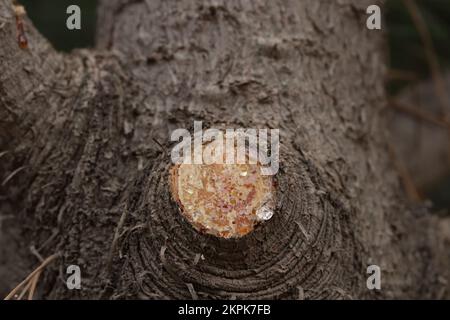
[18,0,450,214]
[20,0,97,51]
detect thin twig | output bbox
[402,0,450,165]
[0,150,10,160]
[402,0,450,115]
[388,98,450,129]
[387,141,422,202]
[16,279,32,300]
[2,165,27,186]
[27,270,42,300]
[30,245,44,263]
[4,253,59,300]
[387,69,418,82]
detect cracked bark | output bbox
[0,0,448,299]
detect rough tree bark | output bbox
[0,0,448,299]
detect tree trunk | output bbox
[0,0,448,299]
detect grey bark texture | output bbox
[0,0,448,299]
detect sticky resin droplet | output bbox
[170,143,275,239]
[256,205,274,221]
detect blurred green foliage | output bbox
[20,0,97,51]
[429,174,450,214]
[386,1,450,211]
[386,0,450,94]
